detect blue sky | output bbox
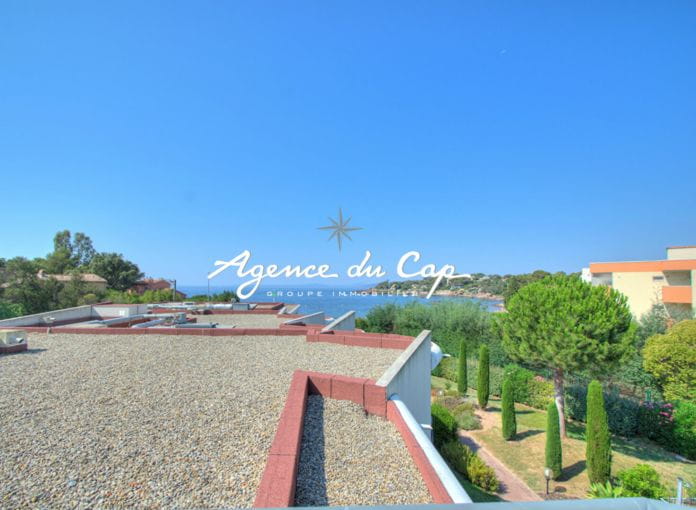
[1,1,695,286]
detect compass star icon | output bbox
[317,208,362,252]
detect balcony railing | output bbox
[662,285,692,304]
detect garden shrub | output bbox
[440,439,472,474]
[440,439,498,492]
[617,464,667,499]
[672,401,696,460]
[432,403,457,447]
[453,403,482,430]
[526,376,554,409]
[435,356,458,382]
[637,401,674,443]
[643,319,696,402]
[636,400,696,460]
[435,396,465,411]
[466,455,500,492]
[503,364,554,410]
[504,364,534,402]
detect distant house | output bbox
[130,278,186,299]
[36,270,108,292]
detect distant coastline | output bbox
[361,287,503,301]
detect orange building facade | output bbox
[583,246,696,319]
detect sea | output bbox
[177,285,502,319]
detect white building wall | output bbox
[377,330,432,427]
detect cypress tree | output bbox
[545,401,562,479]
[586,380,611,484]
[457,339,468,395]
[501,376,517,440]
[477,345,490,408]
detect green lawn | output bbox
[471,395,696,499]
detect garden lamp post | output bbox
[544,467,552,496]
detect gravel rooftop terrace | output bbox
[0,333,401,509]
[295,396,432,506]
[192,313,286,329]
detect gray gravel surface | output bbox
[0,333,399,509]
[295,395,432,506]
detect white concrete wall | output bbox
[92,304,148,318]
[321,311,355,332]
[667,247,696,260]
[0,305,93,327]
[377,330,432,427]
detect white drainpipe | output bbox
[390,395,472,504]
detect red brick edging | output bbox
[0,326,413,350]
[253,371,387,508]
[254,370,452,507]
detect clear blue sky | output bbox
[2,1,695,285]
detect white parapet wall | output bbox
[283,311,325,325]
[91,304,148,318]
[0,304,94,327]
[0,304,151,328]
[376,330,433,427]
[321,310,355,332]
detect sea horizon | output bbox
[178,284,502,318]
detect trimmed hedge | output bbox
[565,384,641,437]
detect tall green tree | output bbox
[477,344,490,408]
[90,253,143,291]
[457,339,468,395]
[501,376,516,440]
[501,274,634,437]
[42,230,96,273]
[643,320,696,401]
[586,380,611,484]
[545,401,562,479]
[72,232,96,267]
